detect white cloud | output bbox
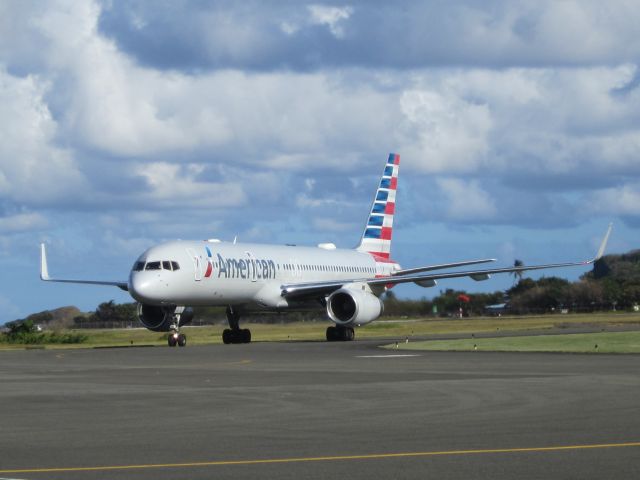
[403,1,640,67]
[0,212,48,233]
[308,4,353,38]
[9,1,634,190]
[134,162,247,208]
[296,193,347,209]
[397,65,640,179]
[18,1,232,157]
[313,217,356,232]
[6,1,390,161]
[0,69,86,204]
[436,178,497,221]
[1,0,638,235]
[399,88,493,173]
[280,21,299,36]
[587,186,640,216]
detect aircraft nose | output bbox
[129,273,157,303]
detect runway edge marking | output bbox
[2,442,640,474]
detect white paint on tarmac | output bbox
[355,354,421,358]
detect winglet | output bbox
[40,243,50,281]
[594,223,613,261]
[38,243,128,291]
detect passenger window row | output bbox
[281,264,373,273]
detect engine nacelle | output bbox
[326,288,383,327]
[137,304,193,332]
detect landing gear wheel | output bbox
[345,327,355,341]
[168,334,178,347]
[177,334,187,347]
[222,306,252,344]
[326,326,335,341]
[241,329,251,344]
[326,326,355,342]
[222,328,252,344]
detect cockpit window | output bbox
[138,260,179,271]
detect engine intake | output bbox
[137,304,193,332]
[326,288,383,326]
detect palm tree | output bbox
[512,259,524,285]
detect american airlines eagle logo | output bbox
[204,246,214,278]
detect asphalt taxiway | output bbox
[1,340,639,479]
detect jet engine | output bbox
[137,304,193,332]
[326,288,383,326]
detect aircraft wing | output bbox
[281,224,612,300]
[366,259,595,288]
[392,258,496,276]
[40,244,129,291]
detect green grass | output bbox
[386,331,640,354]
[1,312,639,350]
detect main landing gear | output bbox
[326,326,355,342]
[222,306,251,344]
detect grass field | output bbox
[386,331,640,354]
[1,312,639,350]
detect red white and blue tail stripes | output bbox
[356,153,399,260]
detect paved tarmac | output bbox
[1,339,640,479]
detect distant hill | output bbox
[10,306,89,330]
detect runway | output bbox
[1,340,639,479]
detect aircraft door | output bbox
[245,251,257,282]
[187,248,202,281]
[290,258,301,278]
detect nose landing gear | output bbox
[168,332,187,347]
[167,306,188,347]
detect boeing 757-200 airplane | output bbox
[41,154,612,346]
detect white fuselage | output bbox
[129,240,400,308]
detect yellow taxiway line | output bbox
[2,441,640,474]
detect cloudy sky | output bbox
[1,0,639,323]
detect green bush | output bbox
[1,330,87,345]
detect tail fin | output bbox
[356,153,400,259]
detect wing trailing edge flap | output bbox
[393,258,496,276]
